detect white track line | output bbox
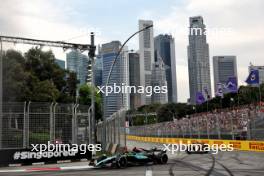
[60,165,94,170]
[0,165,95,173]
[0,169,27,173]
[145,167,152,176]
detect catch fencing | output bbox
[0,102,90,149]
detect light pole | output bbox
[88,32,96,144]
[102,25,153,149]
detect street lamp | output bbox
[88,32,96,145]
[102,25,153,149]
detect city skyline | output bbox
[1,0,263,102]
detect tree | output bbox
[57,71,79,103]
[137,103,161,113]
[79,84,102,121]
[31,80,60,102]
[3,48,78,103]
[156,103,193,122]
[3,50,30,101]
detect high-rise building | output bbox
[66,50,88,85]
[154,34,177,103]
[94,46,103,87]
[187,16,211,104]
[94,56,102,87]
[128,52,141,109]
[101,41,129,119]
[249,64,264,85]
[151,56,168,104]
[138,20,155,105]
[55,59,65,69]
[213,56,237,95]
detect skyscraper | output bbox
[154,34,177,103]
[249,64,264,85]
[94,46,103,87]
[213,56,237,95]
[101,41,129,119]
[138,20,155,105]
[151,56,168,104]
[94,56,102,87]
[128,52,141,109]
[187,16,211,104]
[55,59,65,69]
[66,50,88,85]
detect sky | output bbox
[0,0,263,102]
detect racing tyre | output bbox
[116,156,127,168]
[158,153,168,164]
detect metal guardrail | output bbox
[96,109,127,148]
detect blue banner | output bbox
[196,92,205,104]
[225,77,238,93]
[246,69,259,85]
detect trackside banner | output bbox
[0,148,92,167]
[127,135,264,152]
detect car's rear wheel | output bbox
[158,153,168,164]
[116,156,127,168]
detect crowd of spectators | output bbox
[135,104,264,138]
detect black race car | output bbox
[89,147,168,168]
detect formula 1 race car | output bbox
[89,147,168,168]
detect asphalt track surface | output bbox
[1,140,264,176]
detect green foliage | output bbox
[29,132,50,144]
[31,80,60,102]
[137,103,161,112]
[3,48,78,103]
[78,84,102,121]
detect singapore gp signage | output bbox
[0,147,92,167]
[13,150,80,160]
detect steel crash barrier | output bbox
[127,135,264,152]
[96,109,127,153]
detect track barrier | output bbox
[127,135,264,152]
